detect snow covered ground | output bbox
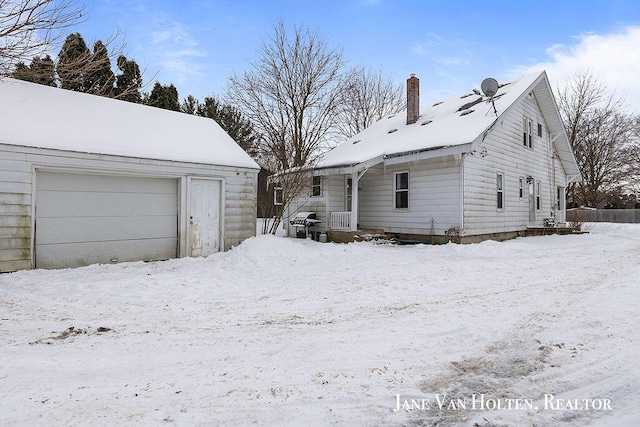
[1,223,639,426]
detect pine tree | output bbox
[115,55,143,103]
[181,95,200,114]
[146,82,180,111]
[11,55,56,86]
[86,41,115,96]
[197,96,259,157]
[58,33,91,92]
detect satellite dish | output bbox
[481,77,499,98]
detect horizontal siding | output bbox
[222,170,257,248]
[358,158,461,234]
[0,147,31,271]
[463,93,563,235]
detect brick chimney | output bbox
[406,74,419,125]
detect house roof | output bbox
[316,71,581,181]
[0,78,259,170]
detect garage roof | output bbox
[0,78,259,170]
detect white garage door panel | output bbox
[35,171,178,269]
[37,171,177,193]
[36,215,177,244]
[36,238,177,270]
[37,191,177,217]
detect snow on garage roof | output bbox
[0,78,259,170]
[316,71,559,170]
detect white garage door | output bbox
[35,171,178,269]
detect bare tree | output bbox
[227,21,345,171]
[557,71,637,207]
[335,66,404,140]
[0,0,85,76]
[261,163,313,235]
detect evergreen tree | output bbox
[86,41,115,96]
[11,55,56,86]
[115,55,143,103]
[58,33,91,92]
[146,82,180,111]
[197,96,259,157]
[181,95,200,114]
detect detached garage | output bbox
[0,78,259,272]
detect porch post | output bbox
[350,171,358,231]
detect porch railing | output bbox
[330,211,351,230]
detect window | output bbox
[312,176,322,197]
[523,117,533,148]
[394,172,409,209]
[537,122,543,137]
[536,180,541,211]
[496,173,504,210]
[519,177,524,199]
[274,184,283,205]
[557,186,565,210]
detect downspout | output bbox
[350,171,359,231]
[460,153,465,231]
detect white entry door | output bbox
[189,178,222,257]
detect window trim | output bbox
[536,180,541,211]
[518,177,524,199]
[557,186,565,211]
[496,172,505,211]
[311,175,322,197]
[523,116,533,149]
[394,171,409,210]
[273,184,283,206]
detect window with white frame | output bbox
[537,122,543,137]
[519,177,524,199]
[557,186,565,210]
[311,176,322,197]
[496,172,504,210]
[536,180,541,211]
[274,184,283,205]
[523,116,533,148]
[394,171,409,209]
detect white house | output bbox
[285,71,581,243]
[0,78,259,272]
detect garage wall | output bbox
[0,143,258,272]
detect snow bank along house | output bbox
[0,78,259,272]
[285,71,581,243]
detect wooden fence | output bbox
[566,209,640,223]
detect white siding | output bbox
[463,91,561,235]
[0,144,257,272]
[357,157,461,234]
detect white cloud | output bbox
[142,16,208,86]
[511,26,640,112]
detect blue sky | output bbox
[72,0,640,110]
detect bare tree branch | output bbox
[557,70,637,207]
[334,66,404,141]
[227,21,345,171]
[0,0,85,75]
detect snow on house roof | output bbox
[0,78,259,170]
[316,71,580,180]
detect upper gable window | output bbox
[523,117,533,149]
[312,176,322,197]
[394,171,409,209]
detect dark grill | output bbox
[290,212,321,239]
